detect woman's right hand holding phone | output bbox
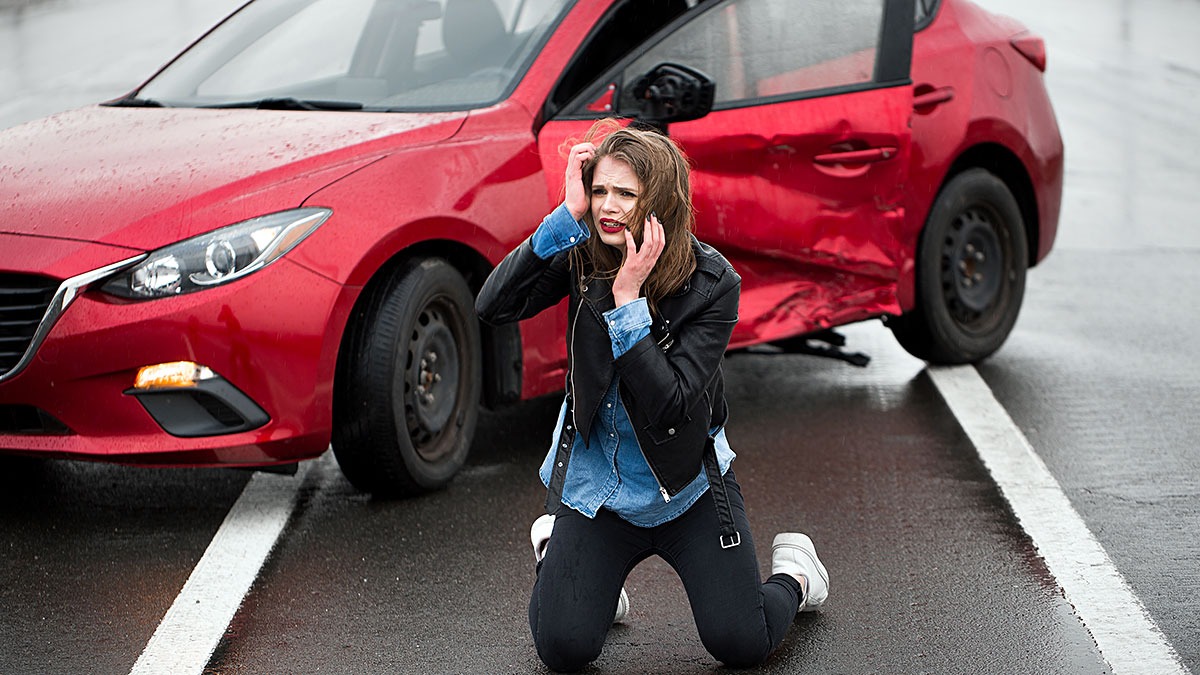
[564,142,595,221]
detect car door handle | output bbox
[812,147,898,165]
[913,85,955,109]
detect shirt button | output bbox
[607,403,612,408]
[558,462,563,467]
[609,320,616,326]
[569,236,575,242]
[668,428,675,435]
[609,432,615,437]
[561,443,568,448]
[566,425,572,430]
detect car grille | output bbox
[0,273,59,378]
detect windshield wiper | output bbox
[203,97,364,111]
[102,97,167,108]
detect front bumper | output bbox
[0,238,346,466]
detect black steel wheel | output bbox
[333,257,481,495]
[890,168,1028,364]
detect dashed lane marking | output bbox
[929,365,1186,675]
[128,463,310,675]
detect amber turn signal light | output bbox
[134,361,217,389]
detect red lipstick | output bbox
[599,218,625,234]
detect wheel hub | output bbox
[943,208,1003,315]
[407,306,460,440]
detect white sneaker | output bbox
[613,587,630,623]
[530,514,631,623]
[531,513,555,563]
[771,533,829,612]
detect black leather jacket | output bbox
[476,233,741,502]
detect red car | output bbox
[0,0,1061,493]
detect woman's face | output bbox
[590,155,641,252]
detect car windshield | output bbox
[135,0,571,111]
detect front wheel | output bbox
[333,257,481,496]
[890,169,1028,364]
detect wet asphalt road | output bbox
[977,250,1200,671]
[0,461,248,674]
[3,327,1112,674]
[200,333,1113,674]
[2,0,1199,672]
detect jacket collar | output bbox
[579,274,616,320]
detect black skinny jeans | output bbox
[528,471,801,671]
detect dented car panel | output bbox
[674,86,913,344]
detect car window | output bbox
[196,0,374,97]
[617,0,884,111]
[546,0,695,116]
[138,0,570,111]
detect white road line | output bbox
[928,365,1187,675]
[129,464,310,675]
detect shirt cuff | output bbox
[530,203,590,259]
[603,298,652,359]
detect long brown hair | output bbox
[566,119,697,315]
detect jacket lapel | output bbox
[581,275,615,320]
[569,276,617,447]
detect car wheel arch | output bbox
[933,142,1039,269]
[892,159,1030,363]
[331,238,520,434]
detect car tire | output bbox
[890,168,1028,364]
[333,257,481,496]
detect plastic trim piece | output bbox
[875,0,916,84]
[0,405,72,435]
[125,376,270,438]
[554,79,912,122]
[915,0,943,32]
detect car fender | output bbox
[899,116,1058,311]
[291,141,537,406]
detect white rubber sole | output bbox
[772,532,829,612]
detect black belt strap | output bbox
[702,436,740,548]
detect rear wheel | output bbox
[333,257,481,495]
[890,169,1028,364]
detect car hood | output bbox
[0,106,465,251]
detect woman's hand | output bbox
[613,213,665,308]
[564,142,595,221]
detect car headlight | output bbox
[101,207,331,299]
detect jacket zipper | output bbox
[569,291,585,434]
[617,394,671,503]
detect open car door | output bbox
[537,0,915,346]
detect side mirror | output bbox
[629,63,715,127]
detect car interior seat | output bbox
[442,0,509,75]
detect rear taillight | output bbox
[1010,32,1046,72]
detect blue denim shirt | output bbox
[530,204,735,527]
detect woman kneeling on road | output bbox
[476,120,829,671]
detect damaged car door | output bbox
[540,0,915,346]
